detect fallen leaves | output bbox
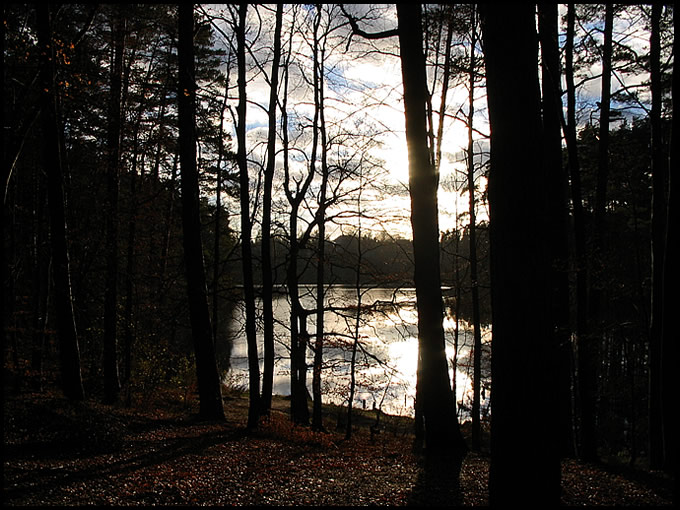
[3,391,674,506]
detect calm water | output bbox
[226,285,490,418]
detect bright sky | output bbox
[206,4,658,242]
[205,4,488,241]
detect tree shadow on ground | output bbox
[406,455,464,506]
[4,409,246,505]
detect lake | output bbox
[226,285,490,419]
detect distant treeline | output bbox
[236,226,492,326]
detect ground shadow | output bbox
[406,456,464,506]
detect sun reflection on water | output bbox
[227,286,490,419]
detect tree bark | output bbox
[312,5,329,432]
[660,5,677,495]
[538,2,575,458]
[346,178,364,440]
[177,3,225,421]
[282,7,313,426]
[36,3,85,402]
[580,3,614,463]
[396,3,467,469]
[234,3,260,430]
[260,2,283,418]
[103,6,125,405]
[465,4,483,451]
[564,3,588,458]
[480,3,560,504]
[648,2,666,471]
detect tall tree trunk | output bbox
[103,6,125,405]
[282,8,312,426]
[260,3,283,418]
[36,3,85,402]
[30,186,50,392]
[648,2,666,471]
[396,3,467,470]
[235,3,260,430]
[538,2,575,458]
[466,4,483,451]
[346,175,363,440]
[433,9,454,174]
[580,3,614,463]
[177,3,225,422]
[564,3,588,458]
[123,161,136,405]
[660,5,677,495]
[212,61,231,393]
[312,5,329,432]
[480,4,560,504]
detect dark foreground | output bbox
[3,388,673,506]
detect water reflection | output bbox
[226,286,490,419]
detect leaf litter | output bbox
[3,390,673,506]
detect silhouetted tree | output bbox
[538,2,574,457]
[177,3,225,421]
[103,5,125,405]
[580,3,615,463]
[259,3,283,418]
[311,4,329,432]
[396,3,467,470]
[463,4,483,451]
[233,3,261,430]
[36,3,85,402]
[648,2,667,470]
[661,6,677,497]
[480,3,560,504]
[563,6,589,459]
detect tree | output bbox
[579,3,614,463]
[340,0,467,471]
[36,4,85,402]
[311,4,330,432]
[103,5,125,405]
[259,3,283,418]
[345,167,366,440]
[463,4,484,451]
[233,3,261,430]
[177,3,225,421]
[480,3,560,504]
[563,6,589,459]
[660,5,677,497]
[648,2,667,471]
[396,3,467,469]
[538,2,574,457]
[281,5,313,426]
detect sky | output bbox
[205,3,487,241]
[204,4,661,241]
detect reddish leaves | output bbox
[3,392,673,506]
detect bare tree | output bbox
[462,4,484,451]
[103,5,125,405]
[259,3,283,418]
[660,4,677,491]
[233,3,261,430]
[396,3,467,468]
[648,2,667,471]
[177,3,225,421]
[340,2,467,470]
[36,4,85,402]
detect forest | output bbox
[2,3,676,506]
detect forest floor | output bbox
[3,380,674,506]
